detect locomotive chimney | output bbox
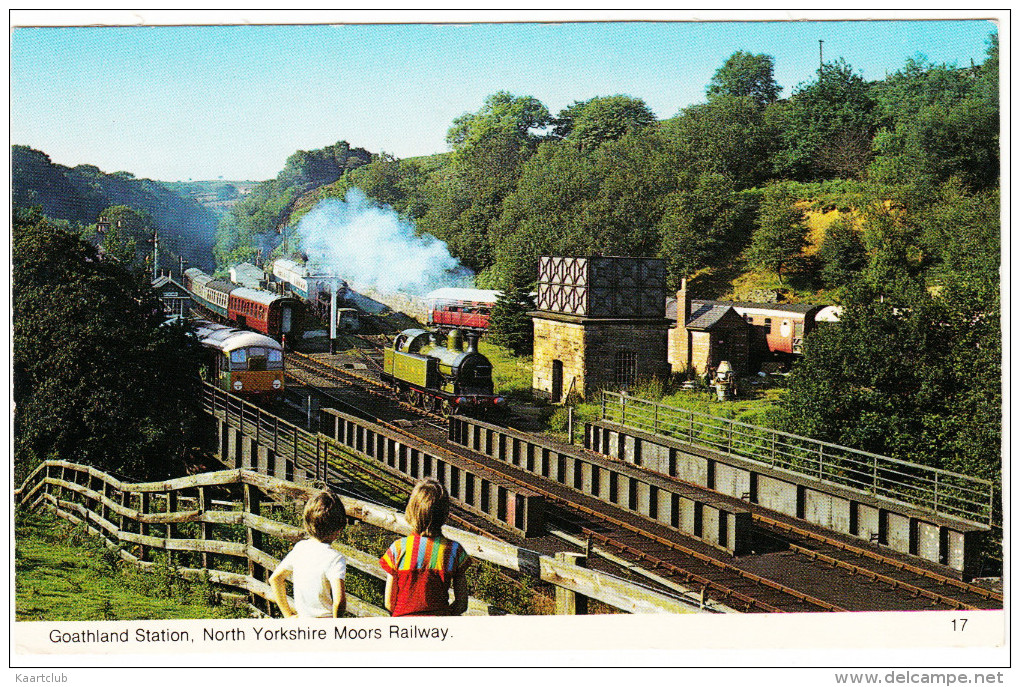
[447,328,464,352]
[466,332,479,353]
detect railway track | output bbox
[284,348,1003,615]
[750,515,1002,611]
[282,363,503,540]
[284,353,850,612]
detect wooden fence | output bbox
[15,460,705,617]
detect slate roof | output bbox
[665,297,823,321]
[685,304,738,331]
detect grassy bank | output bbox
[14,509,252,622]
[16,505,548,621]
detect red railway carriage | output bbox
[719,301,824,356]
[227,287,302,341]
[668,296,825,360]
[426,287,501,333]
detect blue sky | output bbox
[10,12,999,182]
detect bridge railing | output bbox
[601,391,995,527]
[203,384,328,482]
[15,460,702,617]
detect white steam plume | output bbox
[295,189,473,295]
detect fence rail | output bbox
[16,460,702,617]
[601,391,996,527]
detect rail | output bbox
[15,461,700,616]
[601,391,996,527]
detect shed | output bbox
[151,275,195,318]
[668,281,753,376]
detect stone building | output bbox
[667,280,752,375]
[531,256,672,402]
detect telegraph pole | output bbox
[819,40,824,72]
[152,228,160,281]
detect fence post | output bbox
[198,486,210,570]
[118,489,128,549]
[653,401,659,436]
[933,472,939,513]
[166,489,178,553]
[139,492,150,563]
[567,406,575,445]
[243,483,265,614]
[554,552,588,615]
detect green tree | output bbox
[95,205,151,268]
[566,95,656,151]
[13,208,204,481]
[657,172,752,286]
[781,278,999,482]
[870,38,998,192]
[706,51,782,107]
[662,95,781,189]
[773,60,878,180]
[416,93,553,275]
[744,184,807,281]
[486,284,535,357]
[818,215,868,289]
[445,92,551,153]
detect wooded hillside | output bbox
[11,145,221,271]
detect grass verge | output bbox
[14,509,251,622]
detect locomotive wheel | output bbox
[440,400,456,418]
[424,395,437,413]
[411,390,425,408]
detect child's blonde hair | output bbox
[303,490,347,542]
[405,479,449,538]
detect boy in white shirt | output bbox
[269,490,348,618]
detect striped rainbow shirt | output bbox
[379,534,470,616]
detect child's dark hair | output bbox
[405,479,449,538]
[303,490,347,542]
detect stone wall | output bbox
[347,284,428,322]
[533,313,671,400]
[533,316,587,400]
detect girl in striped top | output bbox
[379,479,471,617]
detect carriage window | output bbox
[267,349,283,370]
[230,349,247,370]
[764,318,772,333]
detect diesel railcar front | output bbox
[194,320,285,399]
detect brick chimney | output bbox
[678,278,693,324]
[668,278,694,374]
